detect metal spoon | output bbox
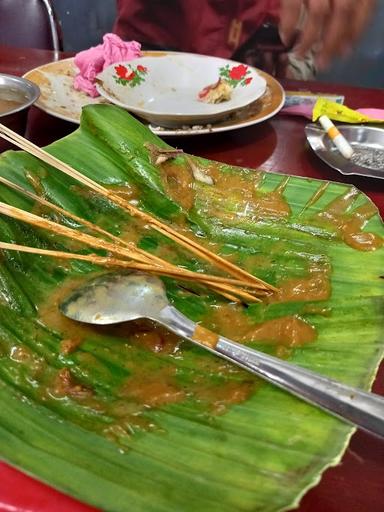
[60,272,384,438]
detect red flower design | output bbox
[229,64,248,80]
[114,64,148,87]
[126,70,136,80]
[115,64,128,79]
[244,77,253,85]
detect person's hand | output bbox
[279,0,376,69]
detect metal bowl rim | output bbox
[0,73,40,118]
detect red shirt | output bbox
[114,0,281,58]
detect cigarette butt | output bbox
[318,115,354,159]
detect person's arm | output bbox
[279,0,376,69]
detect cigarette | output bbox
[318,115,354,159]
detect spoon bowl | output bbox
[60,272,169,324]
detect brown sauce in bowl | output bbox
[0,98,24,115]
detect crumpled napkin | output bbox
[73,33,141,97]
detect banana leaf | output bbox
[0,104,383,512]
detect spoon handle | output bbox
[158,305,384,438]
[215,336,384,438]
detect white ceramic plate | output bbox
[96,54,266,127]
[23,53,285,136]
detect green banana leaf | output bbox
[0,104,383,512]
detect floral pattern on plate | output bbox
[113,63,148,87]
[219,64,253,87]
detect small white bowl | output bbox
[96,53,266,127]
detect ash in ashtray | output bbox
[350,146,384,171]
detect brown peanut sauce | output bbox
[157,160,291,223]
[0,98,24,115]
[159,160,195,210]
[203,304,317,348]
[36,278,261,437]
[192,324,219,349]
[158,159,381,252]
[32,165,340,439]
[316,192,383,251]
[35,259,322,440]
[193,168,291,222]
[32,164,383,440]
[273,264,331,303]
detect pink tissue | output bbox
[357,108,384,120]
[73,33,141,97]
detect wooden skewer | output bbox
[115,198,275,290]
[0,175,154,265]
[0,200,264,290]
[0,242,260,302]
[0,174,218,276]
[0,175,251,300]
[0,124,276,292]
[0,201,153,265]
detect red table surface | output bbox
[0,46,383,512]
